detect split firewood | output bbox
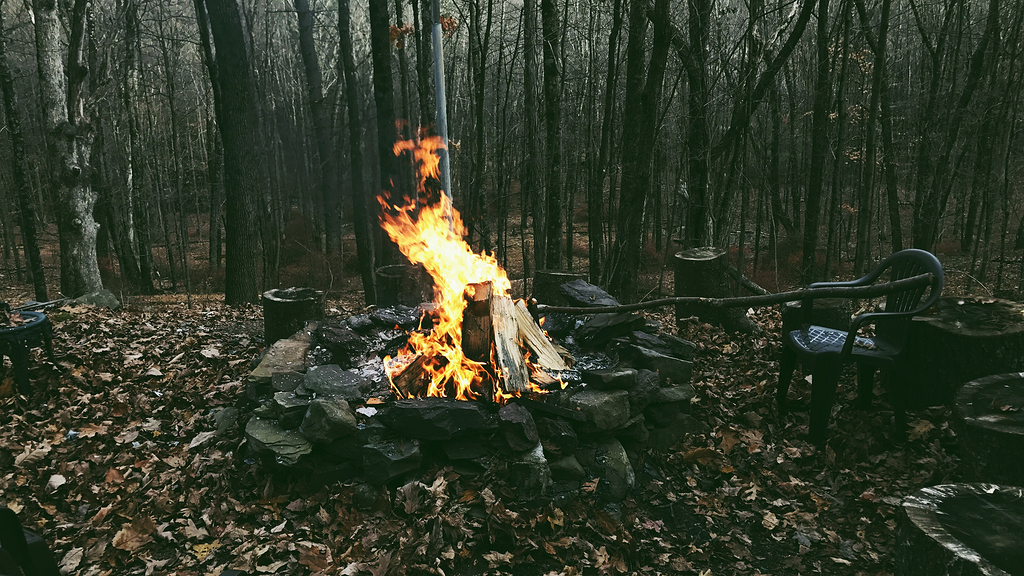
[461,282,492,362]
[490,293,529,393]
[388,354,430,398]
[514,300,571,371]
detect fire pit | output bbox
[241,138,701,501]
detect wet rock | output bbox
[649,414,705,452]
[628,332,696,361]
[537,417,579,456]
[615,343,693,384]
[628,370,660,417]
[441,437,492,460]
[301,398,358,443]
[576,313,646,348]
[346,314,375,333]
[249,336,311,387]
[304,364,373,401]
[540,313,577,338]
[362,440,422,483]
[324,420,392,461]
[570,389,630,430]
[245,417,313,467]
[213,407,240,436]
[378,398,495,441]
[315,321,369,368]
[593,438,635,502]
[370,305,421,330]
[549,454,586,480]
[644,384,695,426]
[582,367,637,390]
[272,371,303,392]
[509,443,551,496]
[616,415,649,445]
[273,391,311,429]
[499,403,540,451]
[560,280,620,308]
[353,483,381,510]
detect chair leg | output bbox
[809,359,841,447]
[9,346,32,396]
[890,371,908,441]
[857,364,876,409]
[776,345,797,415]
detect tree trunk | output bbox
[523,0,545,270]
[0,5,47,301]
[369,0,401,265]
[684,0,712,248]
[607,0,670,302]
[801,0,830,285]
[587,0,623,283]
[204,0,264,305]
[295,0,342,254]
[541,0,563,268]
[33,0,103,299]
[339,0,377,305]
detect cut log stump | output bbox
[674,248,759,334]
[902,297,1024,407]
[953,372,1024,486]
[377,264,434,306]
[532,270,586,305]
[896,483,1024,576]
[262,287,324,347]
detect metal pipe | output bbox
[431,0,453,226]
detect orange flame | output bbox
[380,137,511,400]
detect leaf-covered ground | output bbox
[0,295,961,575]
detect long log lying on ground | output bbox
[533,273,935,315]
[491,293,530,393]
[514,300,570,371]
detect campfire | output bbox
[379,137,570,403]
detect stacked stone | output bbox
[241,284,703,503]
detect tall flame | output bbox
[380,137,511,400]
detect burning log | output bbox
[461,282,492,362]
[514,300,570,371]
[491,293,530,394]
[389,354,430,398]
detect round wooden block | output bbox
[954,372,1024,485]
[262,287,324,347]
[896,483,1024,576]
[376,264,434,307]
[673,248,759,334]
[902,297,1024,408]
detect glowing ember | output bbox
[380,136,512,401]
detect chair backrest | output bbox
[867,249,944,344]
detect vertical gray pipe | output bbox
[431,0,453,224]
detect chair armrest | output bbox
[838,309,925,356]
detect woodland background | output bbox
[1,0,1023,304]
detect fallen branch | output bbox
[533,273,935,315]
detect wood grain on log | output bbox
[514,300,570,371]
[462,282,492,362]
[389,354,430,398]
[491,293,529,393]
[897,483,1024,576]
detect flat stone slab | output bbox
[272,391,311,429]
[249,337,311,386]
[559,280,620,308]
[315,321,370,368]
[304,364,373,401]
[570,389,630,430]
[362,440,422,483]
[576,313,646,348]
[378,398,495,440]
[582,367,638,390]
[301,398,358,444]
[245,417,312,467]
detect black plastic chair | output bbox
[776,249,944,446]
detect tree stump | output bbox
[953,373,1024,485]
[376,264,434,306]
[674,248,759,334]
[901,297,1024,408]
[896,483,1024,576]
[532,270,586,305]
[262,287,324,347]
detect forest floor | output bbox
[0,280,970,576]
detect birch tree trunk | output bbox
[33,0,103,298]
